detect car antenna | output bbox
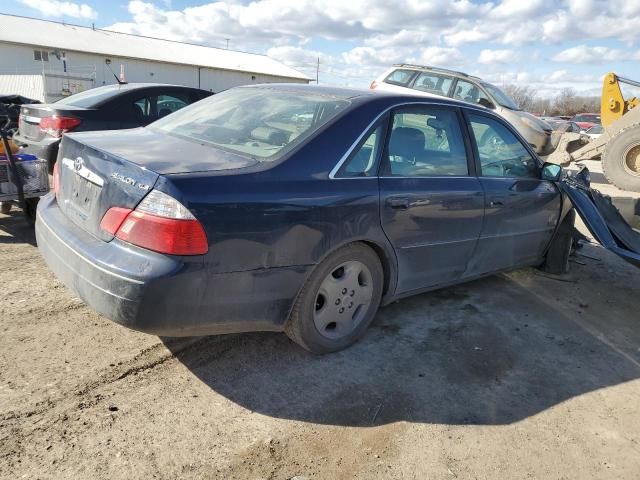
[104,59,127,85]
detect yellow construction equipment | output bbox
[548,72,640,192]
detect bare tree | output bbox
[553,88,579,116]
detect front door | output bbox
[463,112,562,276]
[379,105,485,294]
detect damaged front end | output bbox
[559,166,640,268]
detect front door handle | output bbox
[489,199,504,207]
[388,198,410,209]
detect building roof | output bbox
[0,14,310,81]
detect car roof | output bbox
[390,64,482,81]
[246,83,490,111]
[90,83,203,93]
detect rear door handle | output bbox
[388,198,410,209]
[489,199,504,207]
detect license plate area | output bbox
[68,173,101,217]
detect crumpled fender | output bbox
[559,166,640,268]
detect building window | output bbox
[33,50,48,62]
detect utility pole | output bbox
[316,56,320,84]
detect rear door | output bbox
[463,111,561,276]
[378,105,485,294]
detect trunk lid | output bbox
[56,127,259,240]
[66,127,260,175]
[56,135,160,240]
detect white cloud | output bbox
[415,47,465,67]
[552,45,634,64]
[478,49,517,65]
[19,0,97,19]
[99,1,640,93]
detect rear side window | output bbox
[151,88,350,160]
[468,114,539,179]
[336,125,384,178]
[385,107,468,177]
[413,73,453,96]
[384,69,416,86]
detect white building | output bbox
[0,14,310,102]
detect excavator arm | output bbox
[601,72,640,128]
[547,72,640,192]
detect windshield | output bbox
[481,82,520,110]
[150,87,350,160]
[54,86,125,107]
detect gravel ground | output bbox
[1,207,639,479]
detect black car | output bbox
[35,84,639,354]
[13,83,212,171]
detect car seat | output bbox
[388,127,425,169]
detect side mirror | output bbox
[477,98,495,109]
[541,162,562,182]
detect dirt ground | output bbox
[1,208,640,480]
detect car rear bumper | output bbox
[36,193,310,336]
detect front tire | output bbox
[285,243,384,354]
[602,123,640,192]
[541,210,575,275]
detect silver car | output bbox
[371,64,553,155]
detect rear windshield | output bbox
[54,86,124,108]
[150,87,350,160]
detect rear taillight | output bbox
[39,116,81,138]
[52,161,60,196]
[369,80,378,90]
[100,190,208,256]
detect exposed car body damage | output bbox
[560,167,640,268]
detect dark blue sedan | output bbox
[36,84,575,353]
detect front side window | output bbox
[336,125,383,178]
[151,88,349,160]
[413,73,453,96]
[468,114,539,178]
[453,80,490,105]
[385,107,468,177]
[384,69,416,86]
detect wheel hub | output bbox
[624,143,640,176]
[313,260,373,340]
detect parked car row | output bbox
[6,74,629,354]
[13,83,212,172]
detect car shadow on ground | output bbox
[167,271,640,427]
[0,208,36,246]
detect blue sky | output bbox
[4,0,640,97]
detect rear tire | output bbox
[285,243,383,354]
[602,123,640,193]
[541,210,575,275]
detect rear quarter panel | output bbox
[157,100,398,290]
